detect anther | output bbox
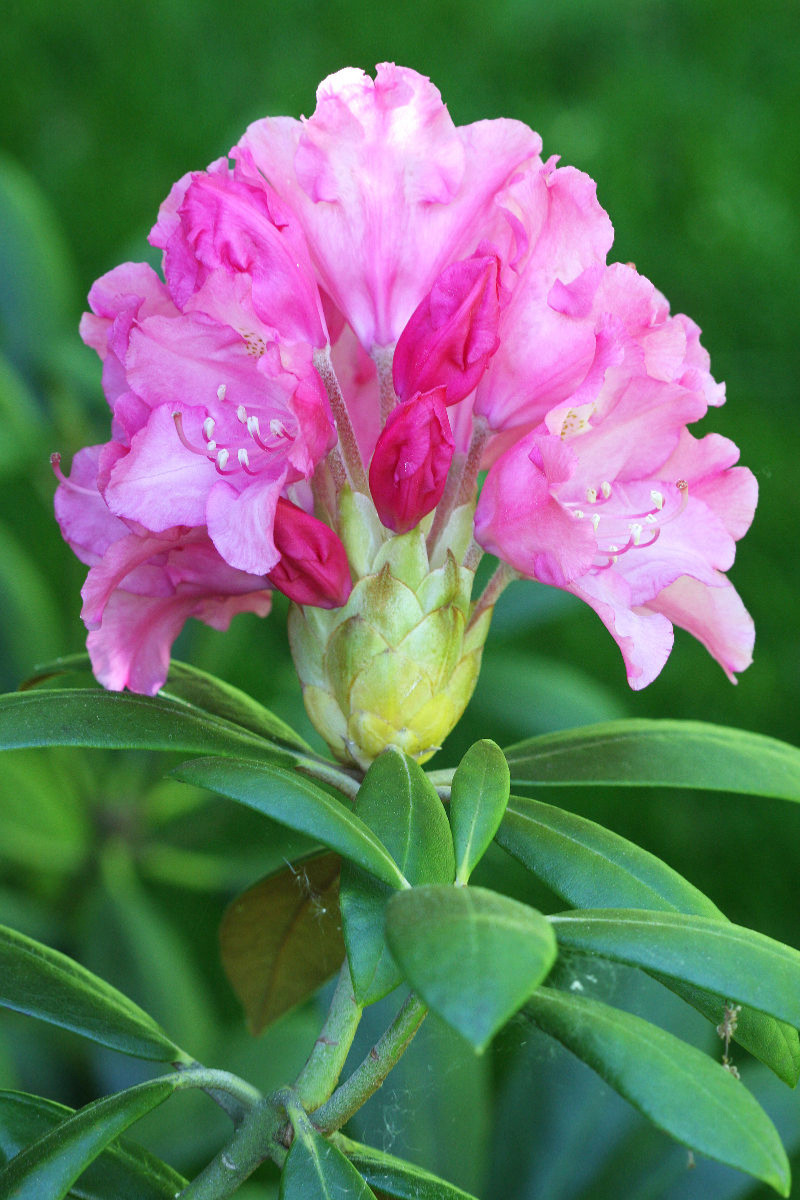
[590,513,601,531]
[237,404,248,424]
[650,489,664,510]
[630,523,643,545]
[215,449,231,474]
[202,417,215,442]
[269,418,288,439]
[601,481,612,498]
[586,487,598,504]
[217,384,227,402]
[238,448,259,476]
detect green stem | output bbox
[294,961,364,1111]
[312,992,428,1134]
[177,1097,285,1199]
[295,756,363,800]
[175,1064,264,1114]
[467,561,518,634]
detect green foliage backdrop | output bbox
[1,1,798,1196]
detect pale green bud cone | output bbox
[288,499,493,770]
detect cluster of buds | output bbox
[54,65,756,766]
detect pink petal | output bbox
[205,467,286,576]
[646,573,754,681]
[238,64,540,347]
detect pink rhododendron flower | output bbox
[56,63,755,703]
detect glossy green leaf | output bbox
[172,757,407,889]
[449,739,510,884]
[0,923,188,1062]
[280,1120,376,1199]
[525,988,790,1196]
[504,719,800,800]
[497,794,724,915]
[385,885,557,1051]
[0,688,297,764]
[221,853,344,1034]
[344,1139,479,1199]
[0,1077,180,1200]
[550,909,800,1027]
[340,750,455,1005]
[496,795,800,1085]
[0,1090,187,1198]
[25,653,312,753]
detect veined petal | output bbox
[238,63,540,347]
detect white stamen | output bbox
[573,509,585,520]
[650,489,664,510]
[216,449,229,471]
[217,384,227,402]
[601,481,612,498]
[591,513,601,531]
[202,417,215,441]
[238,448,250,469]
[206,440,217,455]
[236,404,248,424]
[586,486,598,504]
[247,415,261,439]
[269,418,288,439]
[630,523,643,545]
[645,512,659,524]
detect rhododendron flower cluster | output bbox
[54,64,756,762]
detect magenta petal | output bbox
[205,469,285,576]
[104,404,211,530]
[475,435,596,586]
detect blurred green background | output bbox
[1,0,799,1196]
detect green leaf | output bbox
[172,757,407,889]
[220,853,345,1034]
[495,794,800,1086]
[525,988,790,1196]
[0,688,297,764]
[280,1121,376,1199]
[344,1140,479,1199]
[385,885,557,1051]
[550,908,800,1028]
[0,923,188,1062]
[0,1089,187,1198]
[0,1077,180,1200]
[504,719,800,800]
[25,653,312,753]
[340,750,455,1005]
[449,739,510,884]
[497,793,724,915]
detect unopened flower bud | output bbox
[267,497,352,608]
[393,247,505,404]
[368,388,454,534]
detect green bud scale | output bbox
[288,491,493,770]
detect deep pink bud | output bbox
[268,498,352,608]
[369,388,455,533]
[392,247,505,405]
